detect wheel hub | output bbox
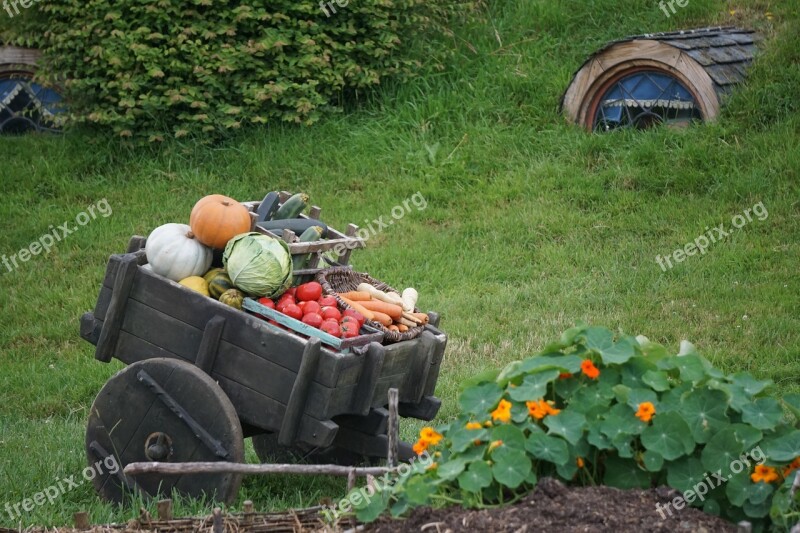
[144,432,173,461]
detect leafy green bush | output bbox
[353,325,800,530]
[35,0,474,141]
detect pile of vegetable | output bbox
[252,282,366,339]
[142,191,424,345]
[337,284,428,333]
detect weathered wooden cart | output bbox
[79,232,446,504]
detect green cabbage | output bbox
[223,232,292,297]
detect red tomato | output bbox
[342,309,365,325]
[320,320,341,337]
[321,306,342,322]
[302,312,323,328]
[318,295,338,308]
[282,304,303,320]
[340,321,359,338]
[302,301,321,316]
[252,297,276,319]
[340,315,358,326]
[285,287,297,297]
[296,282,323,302]
[257,297,276,309]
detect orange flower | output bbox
[751,464,780,484]
[420,427,443,446]
[488,440,503,452]
[526,399,560,420]
[484,420,493,428]
[559,372,572,380]
[635,402,656,423]
[576,457,585,469]
[491,399,512,423]
[581,359,600,379]
[412,440,428,455]
[782,457,800,478]
[426,462,438,471]
[466,422,483,430]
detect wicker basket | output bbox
[316,267,425,343]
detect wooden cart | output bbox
[79,236,446,504]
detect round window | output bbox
[0,74,65,134]
[591,70,702,132]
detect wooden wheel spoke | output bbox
[136,369,231,459]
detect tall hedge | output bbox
[37,0,473,141]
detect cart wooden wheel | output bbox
[85,358,244,504]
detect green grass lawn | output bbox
[1,0,798,527]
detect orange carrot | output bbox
[409,312,429,324]
[397,324,409,332]
[338,291,371,302]
[388,324,400,332]
[359,300,403,320]
[340,296,375,321]
[371,311,393,327]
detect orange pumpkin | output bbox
[190,194,252,249]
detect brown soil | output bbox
[363,478,737,532]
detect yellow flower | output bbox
[526,399,560,420]
[581,359,600,379]
[484,420,493,428]
[765,11,773,20]
[782,457,800,478]
[635,402,656,423]
[426,462,438,471]
[466,422,483,430]
[412,440,428,455]
[491,399,512,423]
[488,440,503,452]
[751,464,779,484]
[420,427,443,446]
[729,9,736,15]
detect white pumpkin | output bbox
[145,223,212,281]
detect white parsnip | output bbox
[400,288,418,312]
[357,283,404,306]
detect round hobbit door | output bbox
[0,72,65,134]
[590,69,702,132]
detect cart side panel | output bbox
[94,256,355,389]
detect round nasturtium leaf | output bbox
[544,410,586,445]
[746,479,774,505]
[404,475,435,505]
[525,432,570,465]
[603,455,651,489]
[642,450,664,472]
[725,470,751,507]
[640,412,695,460]
[581,327,636,365]
[701,427,746,475]
[491,424,526,451]
[459,382,504,415]
[642,369,671,391]
[740,397,784,430]
[457,460,493,493]
[666,456,706,493]
[680,388,730,443]
[507,369,560,402]
[760,429,800,462]
[491,447,531,489]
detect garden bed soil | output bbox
[363,477,738,532]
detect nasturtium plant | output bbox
[347,325,800,530]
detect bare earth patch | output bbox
[363,478,737,532]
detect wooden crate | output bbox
[242,191,366,277]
